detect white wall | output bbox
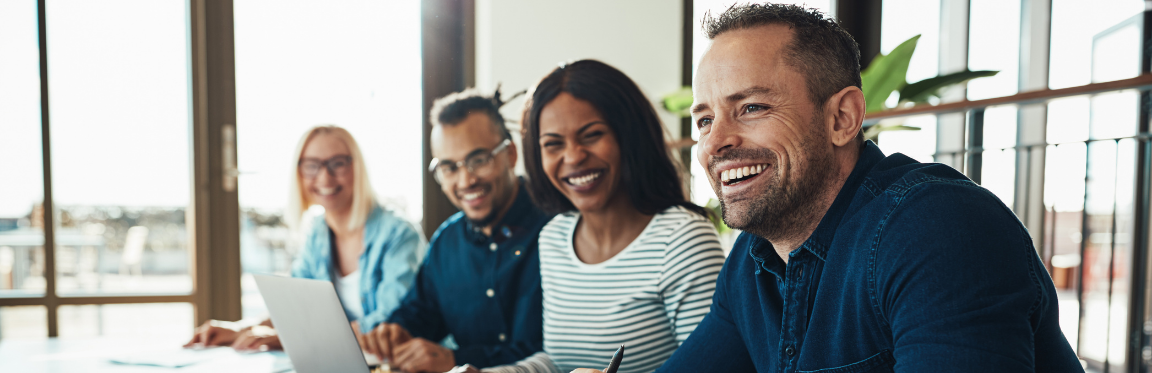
[475,0,685,174]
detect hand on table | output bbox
[392,338,455,373]
[183,320,242,348]
[231,325,282,352]
[359,322,413,361]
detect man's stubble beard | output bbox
[714,119,837,243]
[466,172,515,228]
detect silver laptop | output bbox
[254,274,379,373]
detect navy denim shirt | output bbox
[387,180,552,368]
[660,142,1082,372]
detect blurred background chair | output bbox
[119,226,149,277]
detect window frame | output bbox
[0,0,241,337]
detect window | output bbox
[233,0,423,319]
[1048,2,1145,368]
[880,1,1152,369]
[47,0,193,297]
[0,0,210,339]
[0,306,46,339]
[877,0,940,163]
[967,0,1022,207]
[1,0,423,340]
[1049,0,1144,89]
[0,0,45,304]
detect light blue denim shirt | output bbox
[291,205,426,333]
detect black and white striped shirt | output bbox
[507,206,726,373]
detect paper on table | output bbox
[109,346,235,368]
[364,352,383,367]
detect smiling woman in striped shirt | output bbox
[470,59,726,373]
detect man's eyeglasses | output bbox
[299,155,353,178]
[429,139,511,185]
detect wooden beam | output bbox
[36,0,58,337]
[864,73,1152,123]
[836,0,882,69]
[189,0,241,325]
[420,0,474,238]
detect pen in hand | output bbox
[604,344,624,373]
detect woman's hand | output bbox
[183,320,242,348]
[570,369,605,373]
[231,325,283,352]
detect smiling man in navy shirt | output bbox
[634,4,1080,373]
[359,88,550,373]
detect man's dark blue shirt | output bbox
[661,142,1082,372]
[387,180,552,368]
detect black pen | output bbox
[604,344,624,373]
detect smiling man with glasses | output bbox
[358,88,551,373]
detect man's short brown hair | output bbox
[429,87,513,141]
[704,3,861,107]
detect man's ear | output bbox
[823,86,865,147]
[506,139,519,169]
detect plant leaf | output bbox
[662,86,695,117]
[899,70,999,104]
[861,34,919,113]
[704,198,729,233]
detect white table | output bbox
[0,337,293,373]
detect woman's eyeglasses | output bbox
[299,155,353,178]
[429,139,511,185]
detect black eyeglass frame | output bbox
[428,139,512,184]
[298,155,353,178]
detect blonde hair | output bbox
[287,125,376,231]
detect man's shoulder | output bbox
[849,154,1007,225]
[427,212,468,249]
[845,156,1032,280]
[858,153,977,199]
[718,233,761,276]
[840,153,1026,261]
[866,160,1008,218]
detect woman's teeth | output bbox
[720,164,769,184]
[567,172,602,187]
[316,187,338,196]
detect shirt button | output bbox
[498,333,506,342]
[785,346,796,357]
[489,243,498,252]
[486,288,495,298]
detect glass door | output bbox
[0,0,202,340]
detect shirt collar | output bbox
[747,141,886,269]
[463,177,540,243]
[362,204,384,243]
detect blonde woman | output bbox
[185,125,425,351]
